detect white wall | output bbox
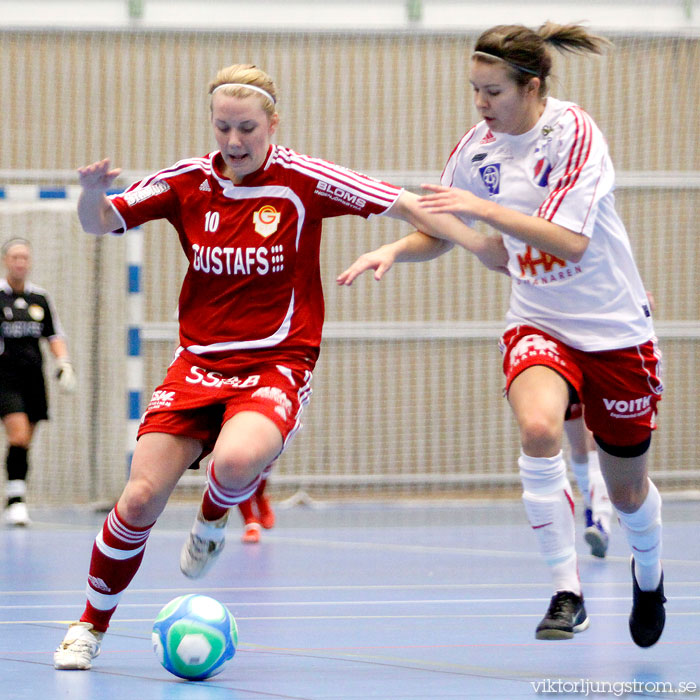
[0,0,698,33]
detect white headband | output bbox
[472,50,539,76]
[212,82,276,104]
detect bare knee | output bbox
[595,435,651,513]
[119,477,166,525]
[519,414,563,457]
[212,445,267,488]
[4,420,33,448]
[607,480,648,513]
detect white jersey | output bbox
[442,97,654,352]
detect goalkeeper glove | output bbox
[55,358,77,393]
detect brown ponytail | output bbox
[537,22,611,56]
[473,23,610,96]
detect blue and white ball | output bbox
[152,594,238,680]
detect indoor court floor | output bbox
[1,498,698,699]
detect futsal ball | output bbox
[152,594,238,680]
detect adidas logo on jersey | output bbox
[199,179,211,192]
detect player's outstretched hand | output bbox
[337,246,396,286]
[418,184,484,218]
[78,158,122,192]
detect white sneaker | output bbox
[584,520,610,559]
[180,509,229,579]
[4,501,31,526]
[54,622,104,670]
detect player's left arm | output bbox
[43,299,76,393]
[48,337,69,363]
[48,337,77,393]
[386,190,510,272]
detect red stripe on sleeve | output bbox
[538,108,593,222]
[275,148,401,205]
[441,126,477,186]
[123,157,211,193]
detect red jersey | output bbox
[109,146,401,372]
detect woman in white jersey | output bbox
[339,23,665,647]
[54,64,499,671]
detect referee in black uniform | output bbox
[1,238,76,526]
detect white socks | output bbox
[6,479,27,501]
[616,480,663,591]
[570,454,591,507]
[587,451,613,532]
[520,452,581,596]
[572,450,613,532]
[523,451,662,594]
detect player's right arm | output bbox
[337,228,508,286]
[337,231,453,286]
[337,188,510,286]
[77,158,123,235]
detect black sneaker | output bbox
[629,559,666,647]
[536,591,589,640]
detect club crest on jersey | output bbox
[253,205,281,237]
[28,304,44,321]
[479,164,500,195]
[534,158,552,187]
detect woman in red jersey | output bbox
[54,63,504,670]
[339,24,665,648]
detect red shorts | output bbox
[500,325,663,446]
[138,353,313,454]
